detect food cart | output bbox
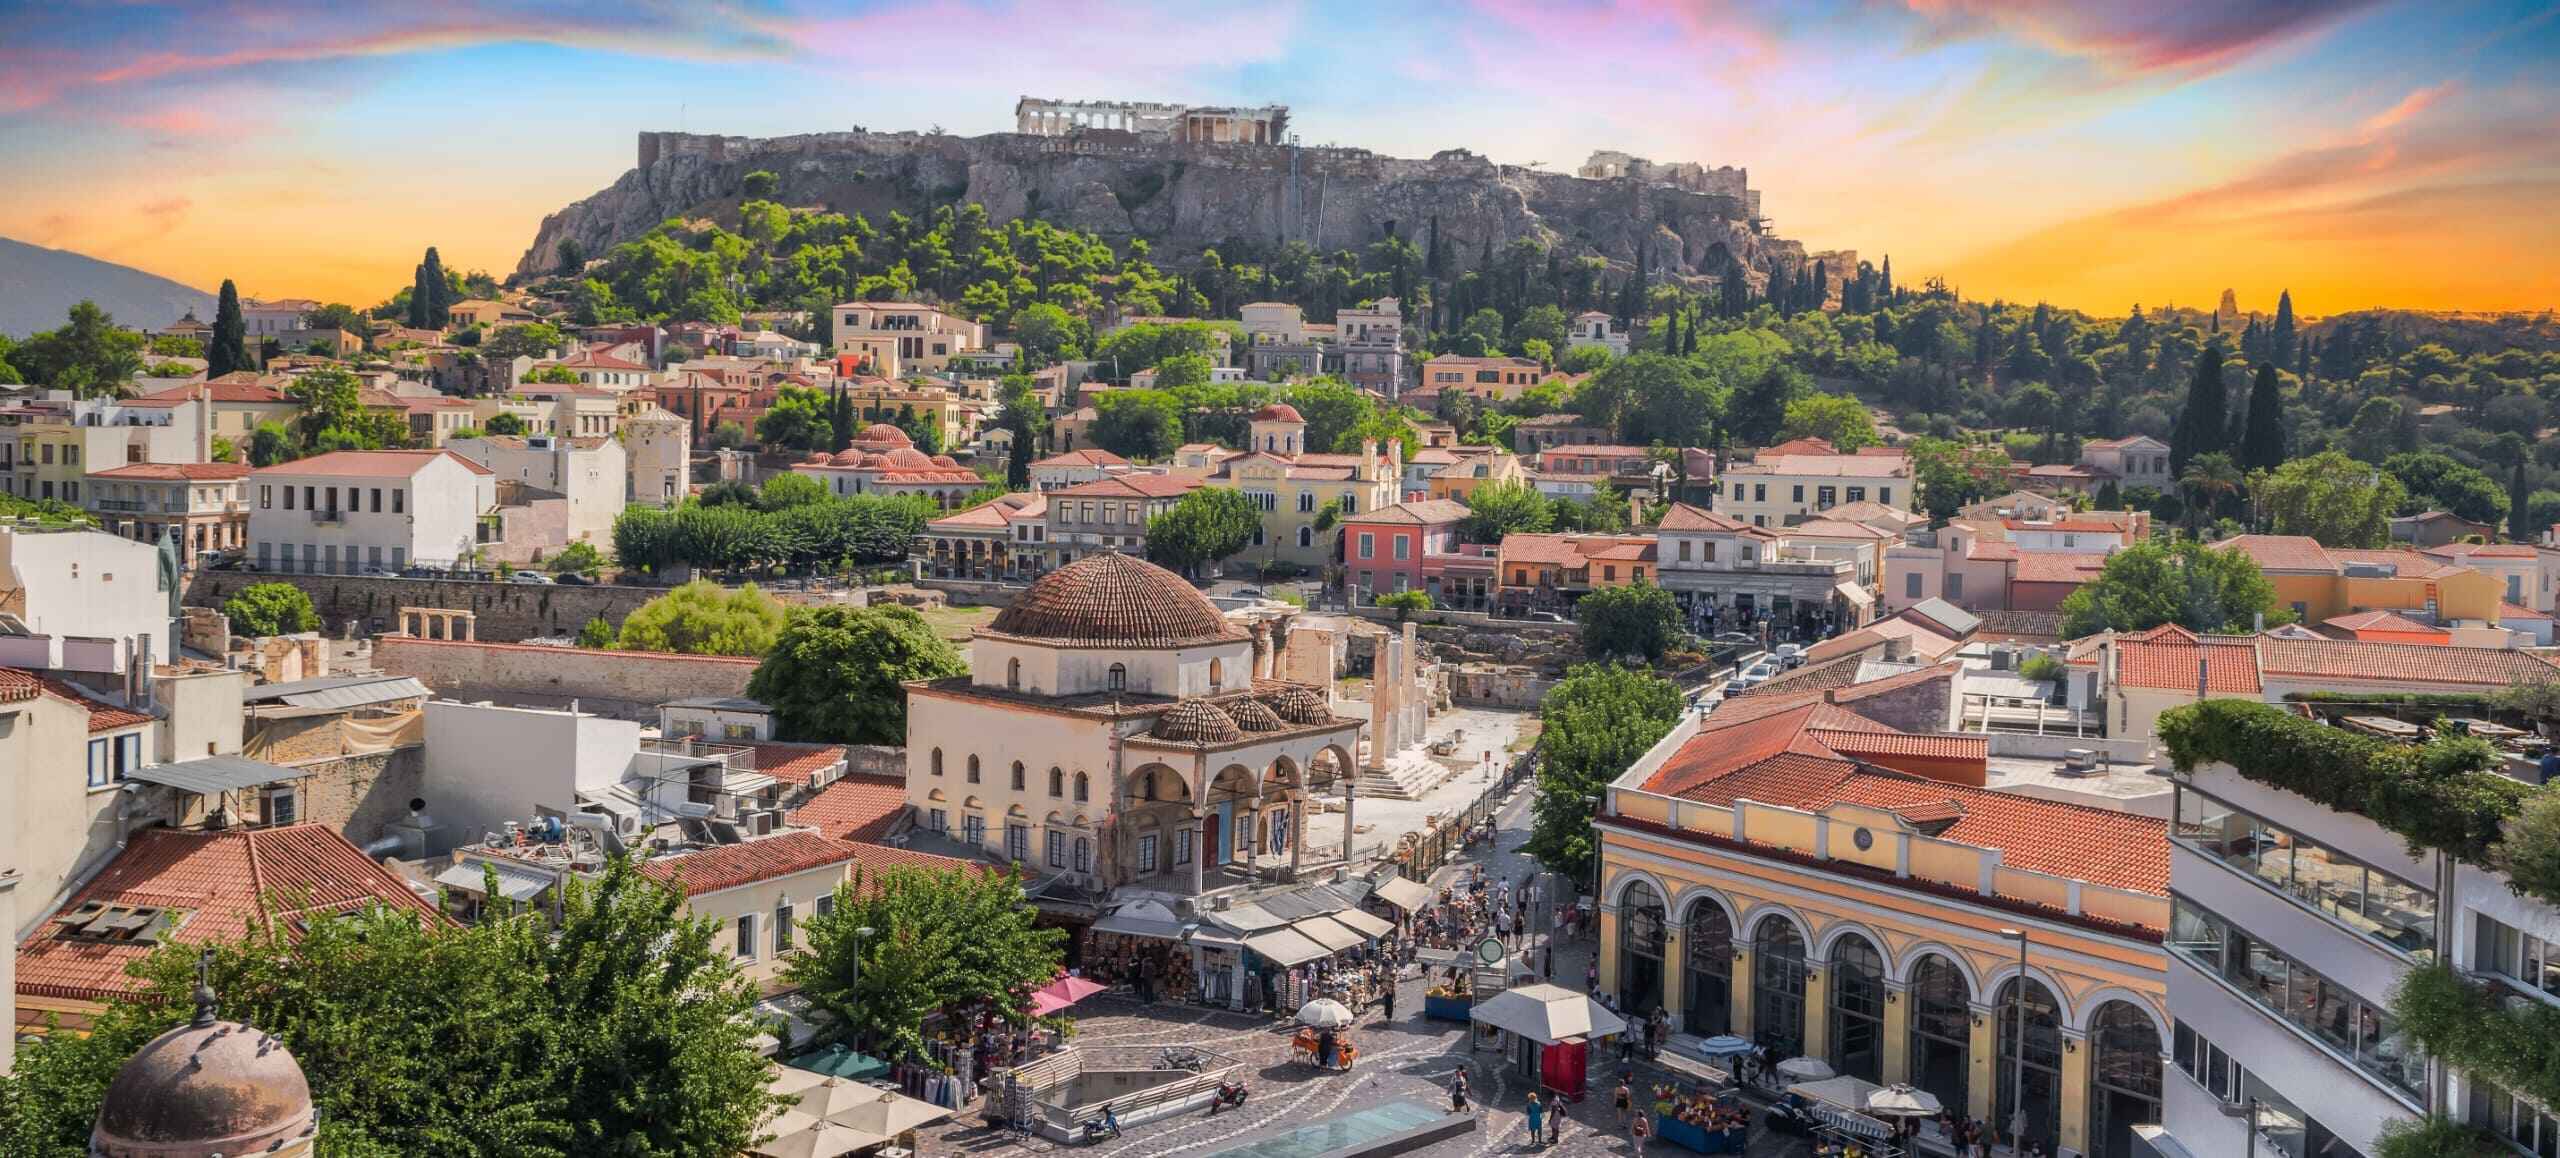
[1467,982,1626,1102]
[1291,998,1360,1071]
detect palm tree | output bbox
[2180,452,2244,531]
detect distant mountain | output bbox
[0,237,213,338]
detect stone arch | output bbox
[1739,902,1809,946]
[926,788,947,802]
[1071,812,1091,827]
[1608,867,1676,912]
[2071,987,2168,1039]
[1266,753,1303,792]
[1674,886,1737,928]
[1073,770,1091,802]
[1205,762,1261,805]
[1981,962,2079,1027]
[1006,802,1028,818]
[963,795,984,811]
[1309,744,1354,789]
[1125,761,1190,804]
[1893,940,1986,990]
[1813,919,1892,963]
[1045,810,1066,826]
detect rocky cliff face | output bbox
[517,130,1848,296]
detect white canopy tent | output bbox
[1467,982,1628,1045]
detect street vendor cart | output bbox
[1466,982,1626,1102]
[1291,999,1361,1071]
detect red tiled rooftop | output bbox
[2322,610,2446,635]
[746,742,848,788]
[15,825,445,1003]
[86,462,251,481]
[788,774,908,843]
[637,830,860,897]
[2112,627,2263,692]
[249,449,494,478]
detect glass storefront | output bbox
[1828,935,1885,1083]
[1684,902,1733,1036]
[2168,896,2427,1100]
[1753,917,1808,1059]
[1909,955,1972,1124]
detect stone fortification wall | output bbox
[186,571,671,642]
[370,636,759,721]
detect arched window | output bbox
[1208,657,1225,691]
[1617,881,1666,1016]
[1828,934,1886,1083]
[1297,525,1313,548]
[967,755,981,784]
[1139,770,1156,801]
[1909,956,1973,1127]
[1753,916,1809,1060]
[1010,761,1025,791]
[1074,771,1090,802]
[1682,899,1733,1036]
[1048,767,1064,797]
[1996,977,2065,1152]
[1107,663,1127,692]
[1007,657,1021,689]
[930,748,944,777]
[2088,1002,2164,1158]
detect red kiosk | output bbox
[1467,982,1628,1102]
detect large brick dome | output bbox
[987,552,1242,646]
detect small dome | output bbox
[930,454,960,468]
[91,1010,317,1158]
[803,452,832,465]
[1266,685,1333,725]
[853,423,912,448]
[830,449,870,466]
[1152,699,1243,744]
[1253,403,1304,423]
[882,447,936,469]
[1227,698,1286,732]
[988,552,1243,646]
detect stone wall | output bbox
[186,571,673,642]
[1827,673,1953,735]
[1445,666,1555,710]
[372,635,760,721]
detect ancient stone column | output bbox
[1190,809,1206,895]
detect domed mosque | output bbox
[89,953,318,1158]
[902,551,1367,895]
[786,422,985,509]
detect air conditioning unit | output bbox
[747,810,777,837]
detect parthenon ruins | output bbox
[1014,96,1290,144]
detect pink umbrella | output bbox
[1029,975,1107,1016]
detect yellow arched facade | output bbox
[1598,824,2169,1156]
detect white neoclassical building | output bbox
[901,552,1365,898]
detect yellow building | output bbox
[2214,534,2506,623]
[1205,405,1402,569]
[1425,448,1527,501]
[844,379,976,452]
[1598,677,2170,1157]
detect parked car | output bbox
[552,571,596,585]
[505,572,554,585]
[1524,611,1568,624]
[1233,585,1268,599]
[358,567,402,579]
[1713,631,1757,646]
[1772,642,1805,668]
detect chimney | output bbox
[2196,652,2209,701]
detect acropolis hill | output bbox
[515,97,1850,297]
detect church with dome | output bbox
[789,421,987,508]
[901,551,1364,901]
[86,958,319,1158]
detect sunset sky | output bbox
[3,0,2555,318]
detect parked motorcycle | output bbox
[1209,1079,1250,1114]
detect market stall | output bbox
[1467,982,1626,1101]
[1291,998,1361,1071]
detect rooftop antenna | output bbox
[190,948,218,1028]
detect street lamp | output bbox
[2001,927,2030,1149]
[852,925,877,985]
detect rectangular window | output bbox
[283,485,296,510]
[392,489,405,514]
[302,485,314,511]
[2173,784,2436,960]
[1359,533,1374,559]
[1298,491,1315,512]
[814,894,835,920]
[1006,823,1029,863]
[260,485,272,510]
[1878,487,1893,506]
[1174,828,1193,866]
[1047,830,1067,868]
[1137,833,1158,872]
[774,903,794,952]
[735,913,759,959]
[1945,573,1964,600]
[1847,487,1866,503]
[928,808,947,832]
[1753,485,1766,502]
[370,487,382,513]
[1393,536,1409,560]
[257,541,272,567]
[1817,486,1837,508]
[1791,484,1804,502]
[963,814,986,847]
[261,786,297,826]
[1677,540,1692,562]
[87,737,111,788]
[2167,895,2426,1099]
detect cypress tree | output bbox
[208,279,248,378]
[1768,263,1791,319]
[422,247,451,328]
[1808,260,1826,312]
[2511,455,2530,543]
[2238,361,2286,472]
[407,263,430,329]
[2271,290,2297,371]
[1682,305,1699,355]
[2170,347,2229,476]
[1878,255,1892,302]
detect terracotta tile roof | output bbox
[1812,774,2167,893]
[1587,542,1656,562]
[0,668,40,703]
[1787,518,1896,540]
[788,774,909,843]
[985,551,1243,646]
[1801,628,1887,665]
[638,830,859,897]
[1728,454,1910,478]
[2322,610,2445,635]
[2501,601,2553,621]
[140,381,288,404]
[1760,438,1837,456]
[1034,449,1131,469]
[2256,637,2560,687]
[2212,534,2338,572]
[249,449,494,478]
[2010,552,2110,584]
[746,742,848,787]
[1048,474,1201,499]
[842,842,992,882]
[2112,627,2264,692]
[2433,543,2539,559]
[85,462,251,481]
[1497,533,1582,566]
[1810,729,1990,761]
[15,825,445,1003]
[1658,503,1752,533]
[2002,519,2127,534]
[557,350,649,371]
[1349,499,1472,526]
[35,675,155,732]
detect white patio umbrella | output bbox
[1297,997,1358,1028]
[1774,1055,1835,1081]
[1693,1034,1755,1058]
[1866,1083,1943,1117]
[750,1121,875,1158]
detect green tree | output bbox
[2058,540,2292,638]
[1279,378,1380,454]
[1906,437,2013,520]
[1010,303,1087,366]
[1577,353,1722,447]
[757,385,839,452]
[246,421,296,467]
[747,605,967,744]
[0,856,776,1155]
[1725,363,1811,446]
[2270,289,2298,371]
[2169,347,2229,475]
[546,541,605,574]
[522,365,581,385]
[208,279,249,378]
[1376,590,1434,619]
[1512,304,1569,355]
[1454,308,1507,356]
[998,375,1040,490]
[2513,454,2533,544]
[785,863,1064,1059]
[479,322,564,362]
[741,169,779,199]
[756,471,826,509]
[1574,579,1683,661]
[2237,361,2287,472]
[2345,395,2403,463]
[221,582,318,636]
[1778,394,1879,451]
[2386,451,2509,525]
[1144,487,1261,577]
[484,412,528,436]
[421,246,452,328]
[1151,352,1213,391]
[12,301,146,395]
[574,616,617,648]
[1090,389,1185,460]
[2178,451,2244,529]
[2256,450,2404,547]
[614,580,789,655]
[708,421,749,451]
[1458,479,1554,543]
[1523,665,1683,884]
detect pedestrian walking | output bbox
[1524,1092,1545,1146]
[1629,1107,1650,1151]
[1380,980,1396,1024]
[1449,1068,1471,1113]
[1586,961,1599,994]
[1613,1077,1633,1123]
[1548,1096,1567,1146]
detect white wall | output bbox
[905,692,1119,862]
[447,436,626,546]
[970,636,1254,699]
[625,416,690,507]
[422,701,638,843]
[248,454,496,571]
[0,527,172,656]
[4,693,128,940]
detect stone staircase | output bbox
[1353,752,1470,801]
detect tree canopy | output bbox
[2057,540,2292,638]
[221,582,318,637]
[2255,450,2405,547]
[1143,487,1261,577]
[1574,579,1684,661]
[784,863,1063,1059]
[612,579,790,655]
[1778,393,1879,451]
[1458,479,1554,543]
[2386,450,2509,525]
[1523,665,1684,883]
[11,301,145,395]
[746,604,967,744]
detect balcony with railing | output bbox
[307,507,347,524]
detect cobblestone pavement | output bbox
[917,789,1820,1158]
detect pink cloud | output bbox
[2360,81,2456,137]
[1896,0,2381,79]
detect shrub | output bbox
[2393,963,2560,1134]
[1376,590,1433,620]
[2157,699,2525,863]
[222,582,318,637]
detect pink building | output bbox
[1342,499,1473,602]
